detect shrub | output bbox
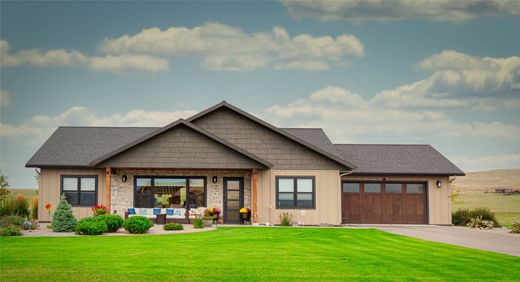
[279,212,294,226]
[0,197,17,216]
[0,225,21,236]
[31,197,38,220]
[123,216,153,234]
[0,215,25,227]
[467,216,494,229]
[51,196,77,232]
[510,221,520,234]
[14,194,30,217]
[192,218,204,229]
[96,214,123,232]
[76,217,108,235]
[21,219,39,230]
[164,223,183,231]
[452,207,499,227]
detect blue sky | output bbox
[1,1,519,187]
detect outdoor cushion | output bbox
[166,209,174,215]
[139,209,147,215]
[128,208,136,215]
[153,208,161,215]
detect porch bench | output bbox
[125,208,189,223]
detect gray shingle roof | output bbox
[334,144,465,176]
[280,128,339,156]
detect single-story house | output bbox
[26,101,464,225]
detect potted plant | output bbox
[91,204,109,216]
[239,207,251,224]
[208,207,221,224]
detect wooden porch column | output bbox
[252,169,258,223]
[105,167,111,211]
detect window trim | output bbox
[133,176,207,209]
[60,175,98,207]
[275,176,316,210]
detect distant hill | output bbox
[451,169,520,193]
[7,188,38,199]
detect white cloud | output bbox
[266,85,520,142]
[98,22,364,71]
[371,50,520,110]
[283,0,520,22]
[0,106,196,143]
[0,39,169,73]
[451,154,520,171]
[0,89,11,107]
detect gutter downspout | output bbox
[339,170,354,177]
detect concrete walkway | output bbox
[370,225,520,257]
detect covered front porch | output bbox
[105,168,260,224]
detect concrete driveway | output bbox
[372,225,520,257]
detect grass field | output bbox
[6,188,37,200]
[452,193,520,226]
[1,228,519,281]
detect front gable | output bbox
[97,122,269,169]
[190,105,352,170]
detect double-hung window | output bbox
[61,176,98,206]
[276,176,315,209]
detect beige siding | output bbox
[192,108,344,170]
[39,168,106,222]
[341,175,452,225]
[257,169,341,225]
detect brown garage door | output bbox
[342,182,427,224]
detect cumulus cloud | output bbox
[283,0,520,22]
[98,22,364,71]
[371,50,520,110]
[0,89,11,107]
[0,106,196,143]
[0,39,169,73]
[266,85,520,142]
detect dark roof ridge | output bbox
[335,143,431,146]
[90,119,272,168]
[187,101,356,170]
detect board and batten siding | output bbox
[257,169,341,225]
[38,168,106,222]
[341,175,452,225]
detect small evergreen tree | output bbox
[0,171,10,200]
[51,195,77,232]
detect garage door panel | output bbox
[342,193,361,223]
[382,194,403,224]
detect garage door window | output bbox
[343,183,360,193]
[364,183,381,193]
[385,184,402,193]
[276,176,315,209]
[406,184,425,194]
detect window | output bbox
[406,183,425,194]
[134,176,206,208]
[61,176,98,206]
[364,183,381,193]
[385,183,402,193]
[276,177,315,209]
[343,183,360,193]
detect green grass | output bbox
[1,228,519,281]
[452,193,520,226]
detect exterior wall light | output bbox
[212,176,218,183]
[436,180,442,188]
[122,175,127,182]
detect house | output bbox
[26,101,464,225]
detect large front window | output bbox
[276,176,315,209]
[134,176,206,208]
[61,176,98,206]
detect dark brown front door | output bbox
[223,177,244,224]
[342,182,427,224]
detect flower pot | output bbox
[203,219,213,227]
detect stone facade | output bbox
[110,168,251,218]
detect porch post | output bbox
[105,167,111,211]
[252,169,258,223]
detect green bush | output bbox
[51,196,77,232]
[279,212,294,226]
[163,223,183,231]
[0,225,21,236]
[0,198,17,216]
[14,195,30,217]
[96,214,124,232]
[123,216,153,234]
[0,195,30,217]
[76,217,108,235]
[192,218,204,229]
[511,221,520,234]
[0,215,25,227]
[452,207,499,227]
[21,219,39,230]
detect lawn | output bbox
[452,193,520,226]
[1,228,519,281]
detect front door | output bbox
[223,177,244,224]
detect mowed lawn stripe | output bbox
[1,228,519,281]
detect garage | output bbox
[342,182,427,224]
